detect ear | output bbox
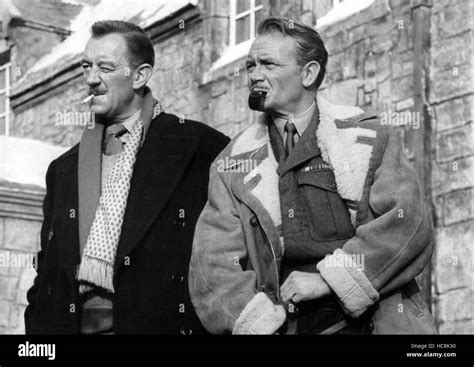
[301,60,320,89]
[132,64,153,90]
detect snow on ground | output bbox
[316,0,376,29]
[0,136,68,188]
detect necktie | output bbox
[284,121,297,157]
[104,123,127,156]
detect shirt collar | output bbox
[120,109,142,133]
[273,100,316,140]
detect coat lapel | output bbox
[77,119,104,259]
[227,115,284,256]
[316,95,377,224]
[114,113,199,273]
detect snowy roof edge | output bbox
[11,0,199,99]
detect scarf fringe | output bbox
[77,255,115,293]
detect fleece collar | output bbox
[229,95,378,227]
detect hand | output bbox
[280,271,331,303]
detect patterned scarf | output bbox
[77,98,162,294]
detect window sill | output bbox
[201,39,253,85]
[316,0,375,29]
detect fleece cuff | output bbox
[233,292,286,334]
[317,249,379,318]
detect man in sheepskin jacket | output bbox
[188,16,437,335]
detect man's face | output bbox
[246,33,304,115]
[81,33,136,120]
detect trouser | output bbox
[280,261,374,335]
[80,307,114,335]
[286,298,374,335]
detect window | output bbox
[229,0,263,46]
[0,49,11,136]
[317,0,375,28]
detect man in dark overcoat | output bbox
[25,20,229,334]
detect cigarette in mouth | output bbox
[81,95,94,104]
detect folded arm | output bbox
[316,128,434,317]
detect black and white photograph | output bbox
[0,0,472,362]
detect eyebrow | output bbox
[80,58,116,67]
[259,56,276,63]
[246,55,279,64]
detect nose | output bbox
[84,67,101,87]
[248,64,264,85]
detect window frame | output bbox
[229,0,264,47]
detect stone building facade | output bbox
[1,0,472,334]
[0,180,44,335]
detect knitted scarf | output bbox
[76,89,163,294]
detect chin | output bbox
[262,102,275,112]
[90,105,109,117]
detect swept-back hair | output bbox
[257,16,328,89]
[91,20,155,68]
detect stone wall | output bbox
[12,79,88,146]
[318,0,414,111]
[429,0,473,334]
[0,183,43,334]
[149,14,252,138]
[9,0,83,85]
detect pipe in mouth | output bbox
[248,90,267,111]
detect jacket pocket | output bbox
[297,170,354,241]
[402,281,427,318]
